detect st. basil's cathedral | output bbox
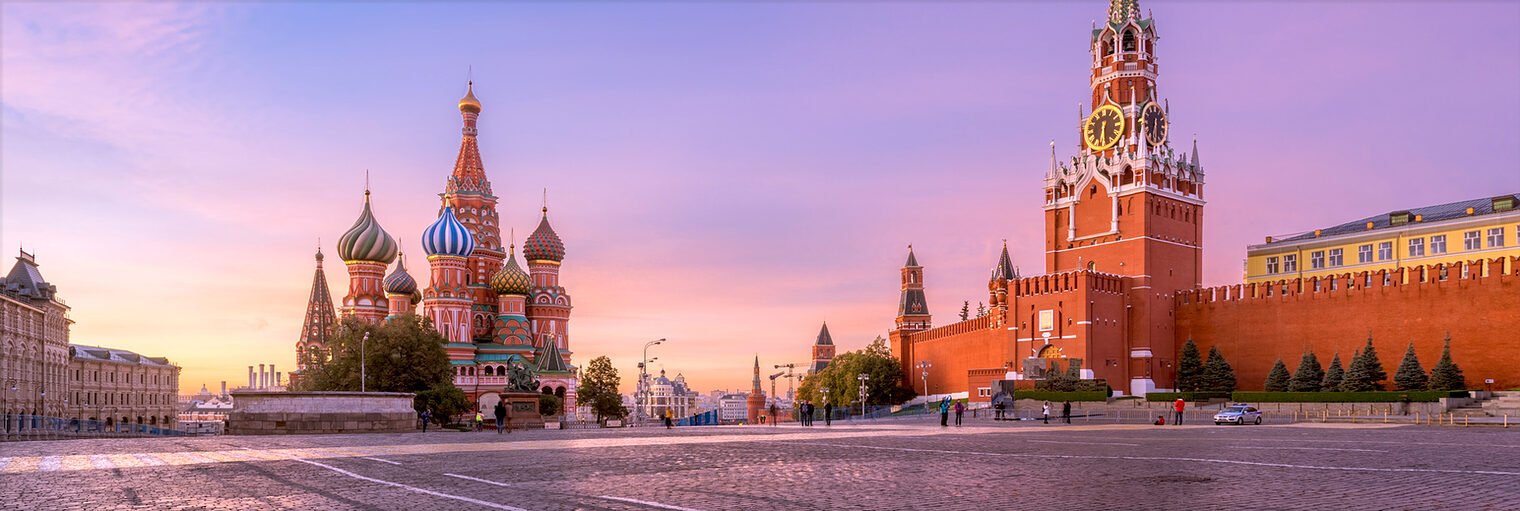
[294,83,577,416]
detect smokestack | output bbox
[248,366,255,389]
[220,381,227,397]
[271,365,277,388]
[259,364,266,389]
[275,372,282,388]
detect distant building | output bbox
[746,356,766,424]
[809,322,836,374]
[718,393,750,422]
[640,370,698,420]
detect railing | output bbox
[0,413,191,441]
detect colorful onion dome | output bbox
[459,81,481,114]
[337,192,398,263]
[523,207,565,262]
[489,250,532,296]
[383,253,418,295]
[422,205,475,257]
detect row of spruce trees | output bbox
[1176,337,1467,393]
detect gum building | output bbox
[887,1,1520,398]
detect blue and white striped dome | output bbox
[422,206,475,258]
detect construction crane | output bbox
[773,363,802,402]
[768,371,785,408]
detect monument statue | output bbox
[506,361,540,393]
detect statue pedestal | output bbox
[502,392,544,430]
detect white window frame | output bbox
[1357,244,1372,263]
[1265,256,1279,274]
[1430,234,1447,254]
[1408,238,1425,257]
[1310,250,1325,269]
[1283,254,1297,273]
[1378,242,1393,261]
[1488,227,1506,248]
[1328,248,1343,267]
[1464,230,1480,251]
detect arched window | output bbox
[1122,30,1136,52]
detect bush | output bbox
[1230,391,1468,403]
[1147,391,1230,402]
[538,393,562,417]
[1014,390,1109,402]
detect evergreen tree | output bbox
[1176,339,1203,393]
[976,302,987,318]
[1393,342,1429,391]
[1321,353,1345,392]
[959,301,970,321]
[1361,337,1388,390]
[1341,348,1370,391]
[1288,351,1324,392]
[1263,359,1291,392]
[1199,346,1237,393]
[1428,335,1467,391]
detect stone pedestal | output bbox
[502,392,544,430]
[227,391,416,435]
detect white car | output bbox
[1213,404,1263,425]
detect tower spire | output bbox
[297,248,339,372]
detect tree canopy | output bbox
[1263,359,1290,392]
[578,356,624,423]
[1176,339,1203,392]
[797,336,915,407]
[1341,338,1388,391]
[297,314,453,394]
[1321,353,1345,392]
[1199,346,1236,392]
[1393,343,1429,391]
[1428,336,1466,391]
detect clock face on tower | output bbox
[1083,104,1125,151]
[1141,102,1168,146]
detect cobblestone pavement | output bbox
[1,416,1517,511]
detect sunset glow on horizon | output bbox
[4,2,1517,396]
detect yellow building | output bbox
[1245,194,1520,284]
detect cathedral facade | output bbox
[309,83,577,417]
[887,1,1519,398]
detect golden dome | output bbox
[458,81,481,113]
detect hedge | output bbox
[1146,391,1231,402]
[1230,391,1469,403]
[1013,390,1109,402]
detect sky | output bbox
[3,1,1517,397]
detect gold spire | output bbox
[459,81,482,113]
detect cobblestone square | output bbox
[2,416,1516,510]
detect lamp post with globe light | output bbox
[856,373,869,418]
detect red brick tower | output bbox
[295,247,338,375]
[337,190,399,323]
[809,322,836,374]
[889,246,931,383]
[746,355,766,424]
[440,82,507,343]
[1045,0,1204,394]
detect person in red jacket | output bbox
[1173,398,1185,425]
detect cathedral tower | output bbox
[439,82,507,343]
[296,248,337,373]
[421,206,475,346]
[383,252,420,319]
[337,190,399,323]
[746,355,766,424]
[809,322,836,374]
[523,205,572,367]
[1045,0,1203,393]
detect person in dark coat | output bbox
[939,397,951,427]
[803,401,814,426]
[824,402,833,426]
[1062,401,1072,424]
[420,409,432,433]
[953,401,965,426]
[494,401,508,434]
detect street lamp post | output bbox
[917,360,932,398]
[856,373,869,418]
[640,339,665,424]
[360,332,369,393]
[820,387,830,423]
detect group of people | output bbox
[938,397,966,426]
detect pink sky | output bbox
[3,2,1517,396]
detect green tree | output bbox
[1199,346,1236,392]
[1176,339,1203,392]
[959,301,970,322]
[1321,353,1345,392]
[976,302,987,318]
[1263,359,1290,392]
[1342,338,1388,391]
[798,336,916,407]
[414,383,468,425]
[1428,336,1466,391]
[578,356,625,424]
[1287,351,1323,392]
[1393,343,1429,391]
[538,393,562,417]
[298,315,454,394]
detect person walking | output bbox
[769,403,779,427]
[475,410,485,432]
[953,401,965,426]
[1173,398,1185,426]
[806,401,816,426]
[493,401,507,435]
[1062,401,1072,424]
[420,409,432,433]
[824,402,833,426]
[664,409,674,429]
[1042,401,1051,424]
[939,397,951,427]
[993,400,1005,420]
